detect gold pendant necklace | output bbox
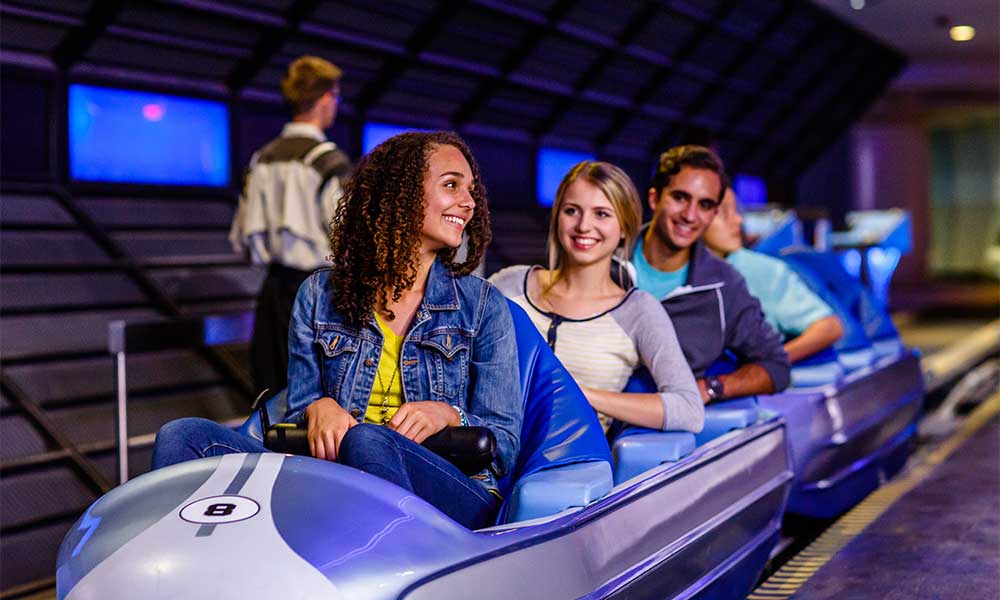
[377,359,400,425]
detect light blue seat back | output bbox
[497,300,613,522]
[694,397,759,446]
[777,250,877,371]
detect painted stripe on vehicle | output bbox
[196,453,262,537]
[66,453,342,599]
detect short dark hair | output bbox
[651,145,729,203]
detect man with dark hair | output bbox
[629,145,789,403]
[230,55,352,393]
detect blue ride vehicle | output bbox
[55,247,921,599]
[56,299,793,600]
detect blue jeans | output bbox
[152,419,500,529]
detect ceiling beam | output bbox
[451,0,576,130]
[594,0,743,151]
[226,0,323,92]
[352,0,468,118]
[724,15,829,174]
[52,0,126,70]
[660,0,796,154]
[786,52,905,179]
[531,1,661,140]
[736,20,854,174]
[759,43,872,177]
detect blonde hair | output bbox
[280,55,342,115]
[545,160,642,289]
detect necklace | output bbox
[376,358,401,425]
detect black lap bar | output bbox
[262,424,497,476]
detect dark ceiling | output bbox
[0,0,905,179]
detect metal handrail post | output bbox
[115,350,129,484]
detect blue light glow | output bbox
[866,246,902,307]
[732,174,767,207]
[838,249,863,280]
[69,84,229,186]
[203,312,255,346]
[537,148,596,207]
[362,122,432,155]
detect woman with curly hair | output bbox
[153,132,521,529]
[490,161,702,435]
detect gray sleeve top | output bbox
[614,290,704,433]
[490,265,703,433]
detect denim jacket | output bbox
[286,258,522,490]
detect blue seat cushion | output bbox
[838,346,878,371]
[611,428,696,485]
[506,461,614,522]
[791,362,844,387]
[789,347,844,387]
[872,337,904,360]
[695,397,759,446]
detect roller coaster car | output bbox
[56,300,793,600]
[609,247,922,522]
[761,249,923,518]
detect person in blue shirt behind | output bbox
[703,188,843,363]
[630,145,790,404]
[153,131,521,529]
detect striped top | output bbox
[490,265,703,433]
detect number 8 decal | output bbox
[180,496,260,524]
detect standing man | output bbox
[230,55,352,394]
[630,145,789,403]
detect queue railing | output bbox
[107,313,254,483]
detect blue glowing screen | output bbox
[69,84,230,186]
[732,174,767,207]
[537,148,596,207]
[362,122,431,155]
[203,312,254,346]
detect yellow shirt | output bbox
[365,313,405,425]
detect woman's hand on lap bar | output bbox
[388,402,461,444]
[305,397,356,461]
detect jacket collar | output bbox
[633,223,728,288]
[422,258,460,311]
[280,121,326,142]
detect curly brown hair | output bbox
[329,131,491,326]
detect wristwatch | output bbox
[705,376,725,402]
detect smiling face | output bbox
[647,166,722,255]
[703,187,743,255]
[418,144,476,255]
[556,178,624,270]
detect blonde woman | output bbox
[490,161,702,433]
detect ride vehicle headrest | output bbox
[496,299,612,500]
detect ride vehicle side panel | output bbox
[402,419,791,600]
[57,421,789,600]
[758,350,923,518]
